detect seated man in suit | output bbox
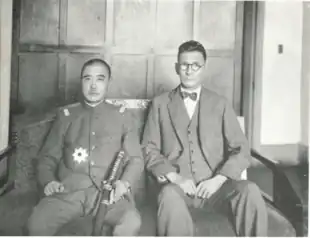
[27,58,143,236]
[142,40,268,236]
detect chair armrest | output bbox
[0,132,18,196]
[0,144,16,162]
[250,149,304,236]
[0,130,18,161]
[0,145,16,196]
[250,149,279,169]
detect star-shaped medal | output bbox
[72,147,88,164]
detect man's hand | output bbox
[196,174,228,199]
[166,172,196,197]
[44,181,65,196]
[157,175,168,183]
[109,180,130,204]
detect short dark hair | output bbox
[177,40,207,61]
[81,58,112,78]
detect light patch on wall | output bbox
[301,2,310,147]
[260,1,303,144]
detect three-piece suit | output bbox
[142,86,268,236]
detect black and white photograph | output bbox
[0,0,308,236]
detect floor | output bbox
[248,164,308,236]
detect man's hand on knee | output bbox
[44,181,65,196]
[196,175,227,199]
[166,172,196,197]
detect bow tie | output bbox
[181,91,198,101]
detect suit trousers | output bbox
[157,179,268,236]
[27,187,141,236]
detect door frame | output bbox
[241,1,263,148]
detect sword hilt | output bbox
[106,150,125,183]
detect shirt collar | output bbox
[180,86,202,101]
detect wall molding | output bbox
[258,143,308,166]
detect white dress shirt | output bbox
[180,86,201,120]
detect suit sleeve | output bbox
[120,111,144,189]
[216,100,251,180]
[37,110,66,188]
[142,99,177,177]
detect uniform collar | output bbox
[84,99,104,108]
[82,100,107,113]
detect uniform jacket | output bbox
[37,101,144,192]
[142,86,251,181]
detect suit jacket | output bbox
[142,86,251,180]
[37,101,144,192]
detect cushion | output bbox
[0,191,39,236]
[0,190,296,236]
[57,200,295,236]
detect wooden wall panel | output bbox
[153,56,180,96]
[19,0,59,45]
[156,0,193,50]
[202,57,234,103]
[199,1,236,49]
[66,0,106,46]
[153,55,234,103]
[113,0,153,51]
[14,0,243,114]
[108,55,148,98]
[18,54,59,111]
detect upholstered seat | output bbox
[56,200,295,236]
[0,100,302,236]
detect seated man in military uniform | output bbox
[27,58,143,236]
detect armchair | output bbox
[0,100,304,236]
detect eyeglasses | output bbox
[178,63,204,72]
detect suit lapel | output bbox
[167,87,190,146]
[198,88,214,162]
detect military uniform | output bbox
[27,101,143,236]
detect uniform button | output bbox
[188,130,191,134]
[191,150,194,153]
[92,132,96,135]
[92,146,96,150]
[90,161,95,166]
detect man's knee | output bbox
[27,209,48,235]
[158,184,184,204]
[113,209,141,236]
[26,194,83,236]
[235,180,262,201]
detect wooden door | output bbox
[12,0,244,115]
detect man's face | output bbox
[176,51,206,90]
[81,63,110,104]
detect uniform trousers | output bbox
[27,186,141,236]
[157,179,268,236]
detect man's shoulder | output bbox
[152,91,171,105]
[201,87,225,100]
[104,100,132,116]
[57,102,83,119]
[201,87,229,107]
